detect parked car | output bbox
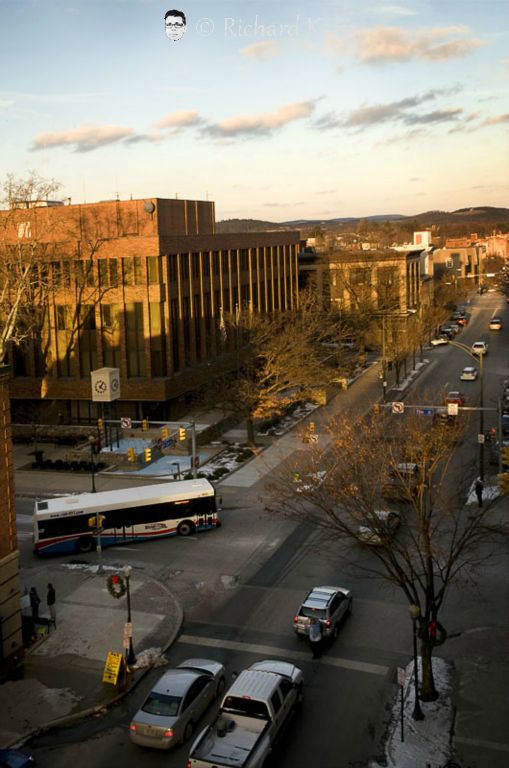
[0,750,36,768]
[430,335,450,346]
[129,659,226,749]
[489,317,502,330]
[471,341,489,356]
[357,510,401,546]
[293,585,352,639]
[460,366,478,381]
[441,324,460,336]
[444,391,466,406]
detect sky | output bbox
[1,0,508,220]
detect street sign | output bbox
[417,408,433,416]
[123,622,133,639]
[392,402,405,414]
[447,403,459,416]
[102,651,124,685]
[120,417,132,429]
[477,433,485,444]
[397,666,406,687]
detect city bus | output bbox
[33,479,221,556]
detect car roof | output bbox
[151,668,204,696]
[303,585,346,606]
[463,366,475,371]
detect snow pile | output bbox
[372,657,456,768]
[131,647,168,669]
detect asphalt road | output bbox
[17,290,509,768]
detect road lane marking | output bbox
[178,633,388,676]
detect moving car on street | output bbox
[444,391,466,406]
[129,659,226,749]
[489,317,502,330]
[471,341,489,356]
[430,335,450,346]
[460,366,478,381]
[293,585,352,640]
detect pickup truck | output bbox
[187,659,304,768]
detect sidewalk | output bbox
[0,563,183,748]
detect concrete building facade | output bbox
[1,198,301,423]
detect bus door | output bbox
[108,510,134,543]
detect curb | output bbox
[7,571,184,749]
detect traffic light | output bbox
[144,447,152,463]
[497,473,509,495]
[127,447,135,463]
[179,426,187,441]
[96,514,106,530]
[97,418,103,430]
[373,403,380,415]
[309,421,315,433]
[141,419,149,431]
[161,427,169,439]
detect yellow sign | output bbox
[102,651,124,686]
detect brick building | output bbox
[1,198,301,423]
[0,366,22,671]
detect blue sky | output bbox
[1,0,508,220]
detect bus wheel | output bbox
[77,536,94,553]
[177,520,195,537]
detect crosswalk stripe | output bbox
[178,633,388,676]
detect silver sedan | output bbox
[129,658,226,749]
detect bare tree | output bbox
[265,410,508,701]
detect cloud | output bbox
[0,100,13,108]
[241,41,280,60]
[355,26,485,63]
[483,113,509,125]
[155,110,203,130]
[123,132,162,145]
[204,100,316,138]
[403,108,463,125]
[315,89,460,131]
[31,124,132,152]
[372,4,418,16]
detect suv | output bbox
[293,585,352,639]
[471,341,488,356]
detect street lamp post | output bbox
[447,340,484,482]
[88,434,97,493]
[122,564,136,666]
[408,604,424,720]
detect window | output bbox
[147,256,161,284]
[192,252,200,279]
[122,256,142,285]
[270,691,282,714]
[168,254,178,283]
[125,302,146,376]
[149,302,167,376]
[101,304,121,368]
[78,306,98,375]
[99,259,118,287]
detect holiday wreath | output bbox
[107,573,126,599]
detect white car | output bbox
[489,317,502,330]
[471,341,488,356]
[460,366,478,381]
[357,510,401,546]
[430,335,449,346]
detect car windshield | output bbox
[141,692,182,717]
[222,696,270,719]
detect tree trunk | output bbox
[419,637,438,701]
[246,417,255,446]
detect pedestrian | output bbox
[47,583,56,627]
[475,479,483,508]
[29,587,41,620]
[309,617,323,659]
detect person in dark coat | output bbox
[309,617,323,659]
[475,479,483,508]
[29,587,41,620]
[47,583,56,626]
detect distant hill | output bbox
[216,207,509,235]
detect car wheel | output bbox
[216,676,226,698]
[183,720,194,742]
[177,520,195,537]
